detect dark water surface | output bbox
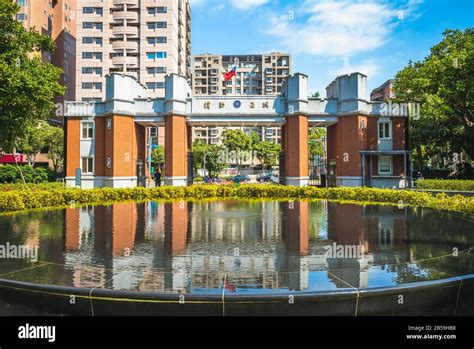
[0,200,473,297]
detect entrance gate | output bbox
[308,156,326,187]
[64,72,409,189]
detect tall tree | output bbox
[45,125,64,172]
[151,146,165,170]
[394,28,474,165]
[0,1,65,152]
[308,127,326,160]
[253,141,281,169]
[222,129,252,167]
[16,122,48,167]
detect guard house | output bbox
[65,72,411,188]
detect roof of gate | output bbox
[65,72,384,123]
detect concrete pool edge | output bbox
[0,274,473,316]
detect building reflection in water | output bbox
[62,200,412,293]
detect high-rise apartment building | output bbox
[192,53,291,96]
[15,0,77,113]
[191,53,291,145]
[370,79,395,101]
[76,0,191,102]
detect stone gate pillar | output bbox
[282,73,310,186]
[163,73,191,186]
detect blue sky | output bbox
[189,0,473,95]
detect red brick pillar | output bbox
[164,115,188,186]
[284,115,309,186]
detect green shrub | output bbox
[416,179,474,191]
[0,184,473,214]
[0,165,57,184]
[0,182,65,191]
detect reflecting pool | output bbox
[0,200,472,296]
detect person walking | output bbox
[154,169,162,187]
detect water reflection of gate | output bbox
[308,156,326,187]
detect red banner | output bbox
[0,154,26,163]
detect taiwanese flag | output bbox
[224,65,237,81]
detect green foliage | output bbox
[45,125,64,172]
[0,1,65,152]
[416,179,474,191]
[0,185,473,214]
[251,134,280,169]
[192,140,226,177]
[394,28,474,166]
[204,144,226,176]
[15,122,64,171]
[222,129,252,167]
[0,182,64,191]
[309,128,326,160]
[16,122,48,166]
[191,139,208,172]
[0,165,54,184]
[151,146,165,170]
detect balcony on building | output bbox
[112,25,139,37]
[113,0,138,8]
[112,10,139,23]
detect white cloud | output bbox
[333,59,379,78]
[230,0,269,11]
[266,0,422,56]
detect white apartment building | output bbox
[192,53,291,96]
[76,0,191,102]
[192,53,291,145]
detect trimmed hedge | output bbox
[0,184,473,214]
[416,179,474,192]
[0,182,65,192]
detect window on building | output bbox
[378,156,392,175]
[147,67,166,74]
[146,52,155,60]
[83,22,93,29]
[83,7,102,15]
[81,122,94,139]
[83,37,93,44]
[82,52,93,59]
[146,82,165,90]
[378,121,391,139]
[17,0,26,6]
[147,22,167,30]
[156,52,167,58]
[147,6,167,14]
[81,157,94,174]
[16,13,27,21]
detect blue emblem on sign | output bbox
[233,100,241,109]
